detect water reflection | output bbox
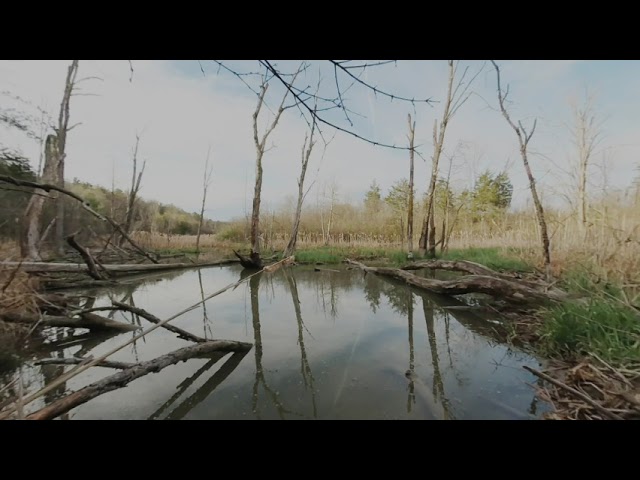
[2,264,549,420]
[284,270,318,419]
[249,273,294,419]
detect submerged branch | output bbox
[24,340,253,420]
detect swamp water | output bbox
[4,265,550,420]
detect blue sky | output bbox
[1,60,638,221]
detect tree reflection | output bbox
[422,295,454,420]
[197,269,213,340]
[284,270,318,418]
[249,272,294,419]
[406,296,416,413]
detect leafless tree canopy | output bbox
[212,60,435,150]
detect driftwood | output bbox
[523,366,624,421]
[65,233,105,280]
[35,357,135,370]
[233,250,264,270]
[1,259,238,276]
[25,340,252,420]
[0,312,140,332]
[402,259,556,291]
[111,301,207,343]
[346,259,568,304]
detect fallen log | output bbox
[1,259,239,275]
[24,340,253,420]
[35,356,134,370]
[346,259,569,304]
[0,312,140,332]
[111,301,206,343]
[402,259,556,291]
[65,233,105,280]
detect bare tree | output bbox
[53,60,80,256]
[284,121,316,258]
[320,180,339,246]
[214,60,434,151]
[196,146,214,258]
[119,133,146,246]
[20,135,60,260]
[419,61,480,258]
[569,88,604,231]
[491,61,551,272]
[407,113,416,256]
[246,69,300,268]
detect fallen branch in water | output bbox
[346,259,568,304]
[35,356,134,370]
[111,301,207,343]
[523,365,623,420]
[0,255,292,420]
[65,233,105,280]
[24,340,253,420]
[0,312,140,332]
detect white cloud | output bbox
[1,60,637,221]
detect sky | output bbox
[1,60,639,221]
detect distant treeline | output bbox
[0,152,225,243]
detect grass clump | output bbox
[539,298,640,366]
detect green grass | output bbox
[440,247,531,272]
[538,298,640,366]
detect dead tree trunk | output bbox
[196,146,213,257]
[54,60,79,257]
[284,121,316,258]
[248,68,300,267]
[491,61,551,272]
[407,114,416,255]
[20,135,60,260]
[419,61,479,258]
[571,90,602,234]
[119,134,146,247]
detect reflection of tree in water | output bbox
[422,295,454,420]
[406,297,415,413]
[382,281,413,316]
[155,350,249,420]
[284,270,318,418]
[249,273,295,419]
[363,273,382,313]
[197,269,213,340]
